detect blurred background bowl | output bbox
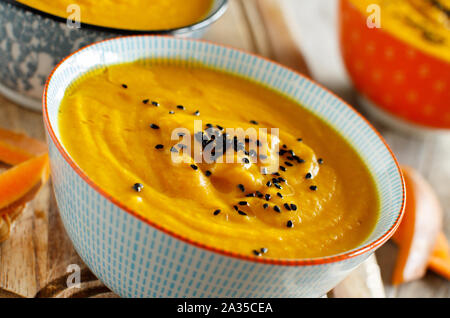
[339,0,450,133]
[0,0,228,111]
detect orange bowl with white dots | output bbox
[339,0,450,131]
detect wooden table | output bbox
[0,0,448,298]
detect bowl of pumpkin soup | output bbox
[0,0,227,111]
[43,36,405,298]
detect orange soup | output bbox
[58,61,379,259]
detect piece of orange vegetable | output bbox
[428,232,450,280]
[391,166,442,285]
[0,128,47,165]
[0,153,49,210]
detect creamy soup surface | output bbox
[58,61,379,259]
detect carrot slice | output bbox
[0,182,42,218]
[0,128,47,165]
[0,153,49,210]
[428,232,450,280]
[391,166,442,285]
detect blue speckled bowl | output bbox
[43,36,405,298]
[0,0,228,111]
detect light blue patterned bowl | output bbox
[43,36,405,298]
[0,0,228,111]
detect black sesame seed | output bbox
[288,150,295,156]
[280,166,286,172]
[151,101,159,106]
[274,183,282,190]
[318,158,324,164]
[256,140,261,146]
[213,209,221,216]
[142,99,149,104]
[238,210,247,216]
[238,201,249,206]
[277,192,283,198]
[279,149,287,156]
[278,177,286,183]
[245,138,250,143]
[287,220,294,228]
[170,146,178,153]
[272,172,280,177]
[233,205,239,211]
[177,105,185,110]
[297,138,303,142]
[284,203,291,211]
[246,193,256,198]
[260,248,268,254]
[237,184,245,192]
[282,144,287,149]
[205,170,212,177]
[155,144,164,149]
[169,111,175,114]
[150,123,160,129]
[285,161,293,167]
[310,185,318,191]
[132,183,143,192]
[121,84,128,88]
[193,110,200,116]
[266,181,272,187]
[242,158,250,164]
[273,205,281,213]
[250,120,258,125]
[206,123,213,128]
[217,125,224,131]
[190,164,198,170]
[263,203,269,209]
[290,204,297,211]
[304,173,312,180]
[253,250,262,256]
[265,194,271,201]
[295,157,305,164]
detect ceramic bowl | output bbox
[43,36,405,298]
[0,0,228,111]
[339,0,450,133]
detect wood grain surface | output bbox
[0,0,448,298]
